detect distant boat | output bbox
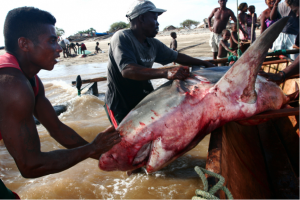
[95,32,108,36]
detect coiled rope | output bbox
[192,166,233,200]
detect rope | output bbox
[192,166,234,200]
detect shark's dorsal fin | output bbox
[215,17,289,104]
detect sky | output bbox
[0,0,266,46]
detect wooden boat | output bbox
[205,77,299,199]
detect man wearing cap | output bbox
[104,0,215,128]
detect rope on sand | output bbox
[192,166,234,200]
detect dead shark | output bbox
[99,17,296,173]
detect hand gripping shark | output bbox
[99,17,296,173]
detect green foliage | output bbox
[180,19,200,29]
[55,27,65,37]
[76,28,96,35]
[109,21,129,32]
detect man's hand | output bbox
[209,27,214,32]
[90,128,122,159]
[275,0,281,6]
[167,66,190,80]
[293,44,299,49]
[258,71,284,84]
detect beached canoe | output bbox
[205,78,299,199]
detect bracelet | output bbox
[279,71,286,83]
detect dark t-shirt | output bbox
[105,29,178,117]
[278,2,299,35]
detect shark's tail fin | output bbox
[215,17,289,103]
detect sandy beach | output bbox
[0,30,214,66]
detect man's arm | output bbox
[175,53,215,67]
[34,78,89,149]
[0,69,121,178]
[270,0,281,20]
[259,55,299,83]
[208,8,216,32]
[122,63,189,81]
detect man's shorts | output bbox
[103,104,127,129]
[0,179,20,199]
[209,32,223,53]
[272,32,299,60]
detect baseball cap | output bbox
[126,0,167,21]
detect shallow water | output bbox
[0,61,211,199]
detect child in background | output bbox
[170,32,177,64]
[95,42,102,53]
[218,29,237,65]
[230,23,239,51]
[170,32,177,51]
[248,5,257,41]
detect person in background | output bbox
[270,0,299,60]
[68,42,77,55]
[248,5,257,41]
[95,42,102,53]
[229,23,239,51]
[0,7,121,199]
[218,29,237,64]
[59,39,68,58]
[170,32,177,65]
[260,0,281,34]
[238,3,250,41]
[81,43,87,56]
[105,0,215,129]
[170,32,177,51]
[208,0,248,59]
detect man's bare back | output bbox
[208,7,236,34]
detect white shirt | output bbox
[64,39,70,45]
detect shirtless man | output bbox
[0,7,121,198]
[208,0,248,59]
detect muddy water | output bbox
[0,62,210,199]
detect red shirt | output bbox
[0,53,39,140]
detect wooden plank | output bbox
[220,122,271,199]
[271,116,299,176]
[237,108,299,121]
[71,77,107,85]
[257,120,299,198]
[205,127,223,198]
[262,59,288,65]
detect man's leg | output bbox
[209,32,218,60]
